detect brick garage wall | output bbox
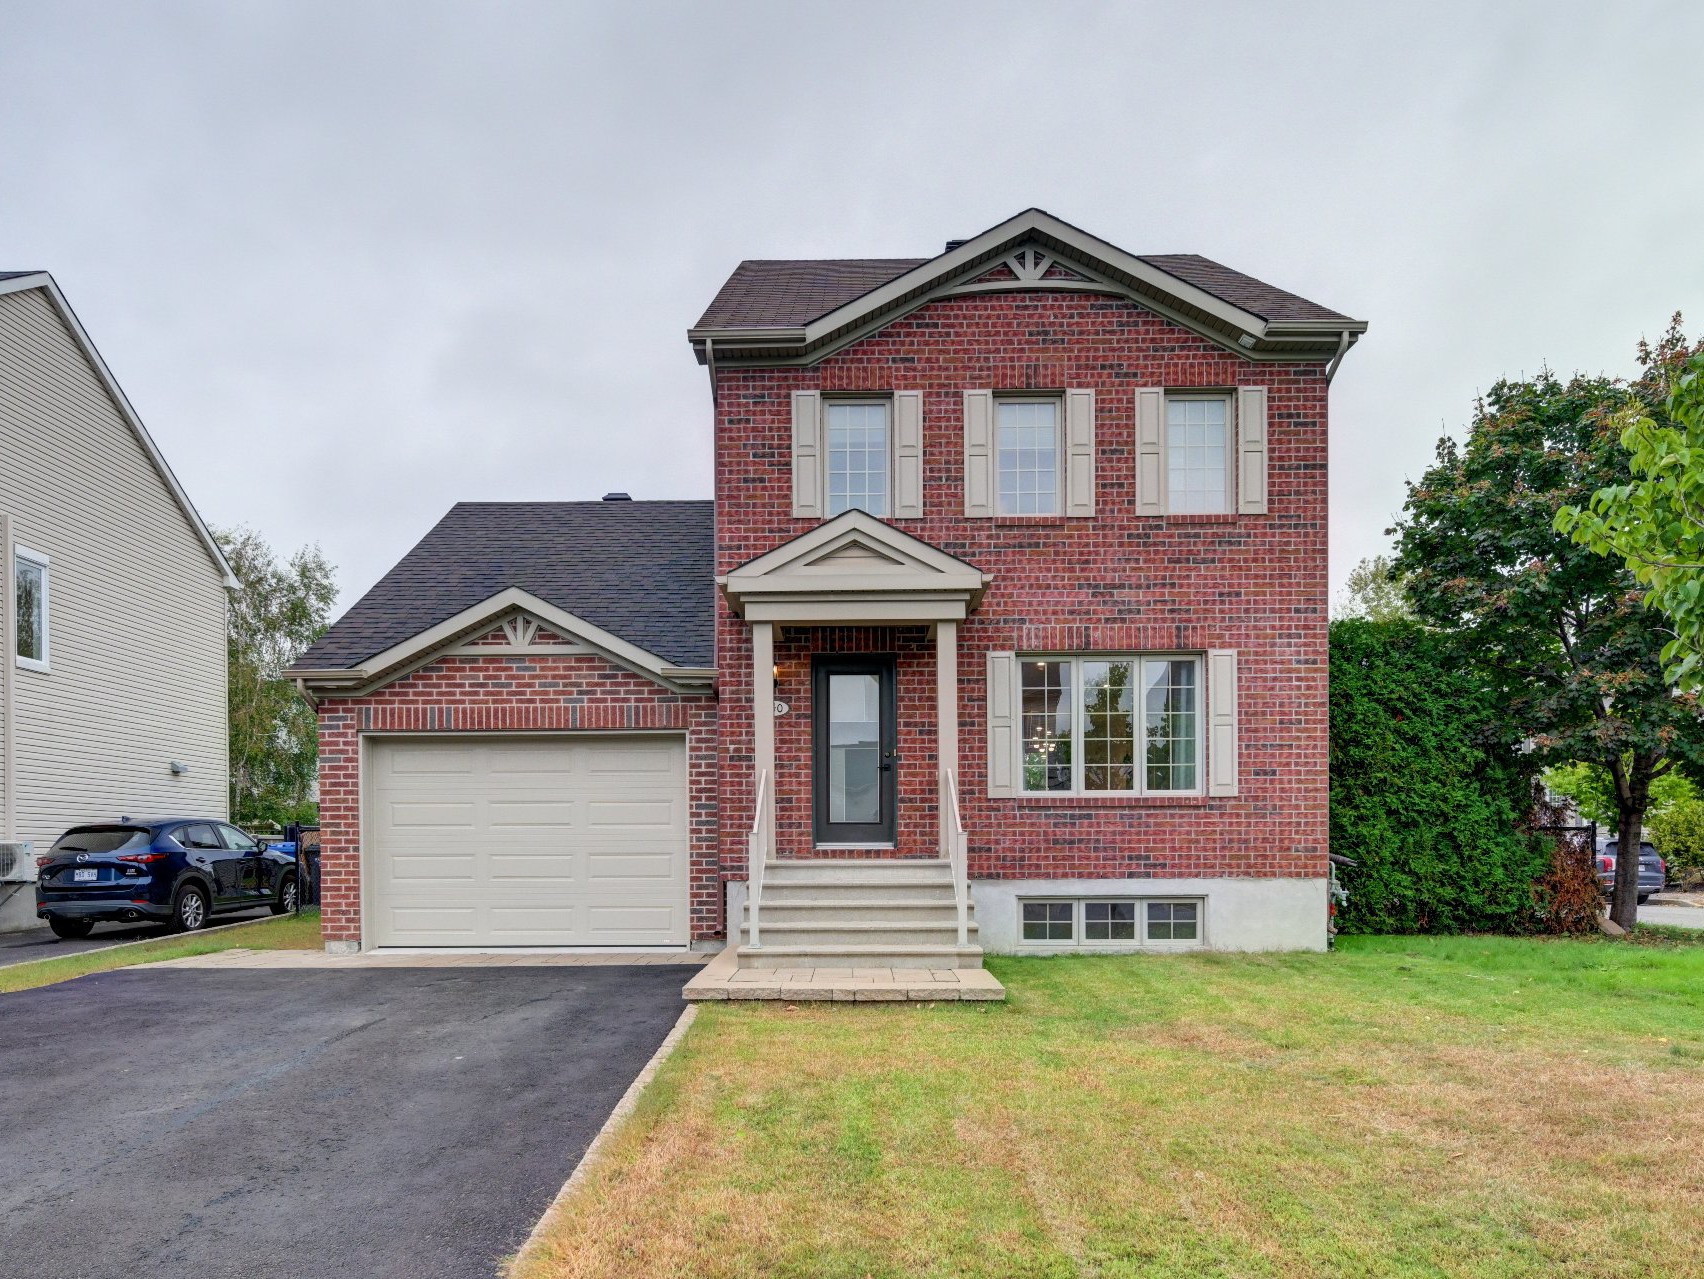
[716,291,1329,885]
[315,648,719,946]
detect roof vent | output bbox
[944,239,969,253]
[602,491,632,501]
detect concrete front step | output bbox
[737,942,986,970]
[740,920,978,948]
[748,897,972,924]
[759,884,960,906]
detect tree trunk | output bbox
[1610,758,1652,932]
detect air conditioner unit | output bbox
[0,841,35,883]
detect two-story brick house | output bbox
[290,210,1364,981]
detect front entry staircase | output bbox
[737,857,983,969]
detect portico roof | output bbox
[719,511,990,625]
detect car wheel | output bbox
[271,874,298,916]
[1638,894,1651,906]
[47,917,95,940]
[172,884,210,933]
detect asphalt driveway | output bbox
[0,965,690,1278]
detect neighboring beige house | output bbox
[0,272,233,933]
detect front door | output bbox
[812,655,898,847]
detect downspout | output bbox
[703,333,725,944]
[1325,330,1352,384]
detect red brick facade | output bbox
[714,292,1330,889]
[315,646,719,944]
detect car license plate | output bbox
[73,868,98,882]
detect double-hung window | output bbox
[1165,394,1231,514]
[14,547,48,672]
[824,400,890,518]
[995,398,1060,515]
[1019,655,1201,795]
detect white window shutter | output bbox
[1135,388,1165,516]
[1064,388,1096,517]
[791,390,822,519]
[1207,649,1239,797]
[986,650,1017,797]
[1236,386,1268,515]
[963,390,994,518]
[893,391,924,519]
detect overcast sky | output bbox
[4,1,1701,615]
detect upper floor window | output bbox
[1166,395,1231,514]
[15,547,48,672]
[1019,654,1201,795]
[824,400,890,518]
[996,398,1060,515]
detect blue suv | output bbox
[35,818,301,939]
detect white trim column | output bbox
[936,620,958,784]
[751,621,775,832]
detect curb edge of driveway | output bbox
[506,1002,699,1276]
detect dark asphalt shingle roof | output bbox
[694,258,928,330]
[0,271,45,282]
[296,500,715,670]
[693,249,1353,331]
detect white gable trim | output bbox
[288,587,714,697]
[720,510,989,624]
[0,273,237,588]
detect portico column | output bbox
[936,620,958,785]
[751,621,775,826]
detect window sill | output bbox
[1147,513,1242,524]
[15,657,49,674]
[1011,793,1210,807]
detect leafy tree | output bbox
[1543,760,1694,828]
[1334,554,1413,622]
[1330,618,1548,933]
[1391,350,1704,930]
[217,527,336,829]
[1557,320,1704,689]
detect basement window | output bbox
[1018,897,1205,947]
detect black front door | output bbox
[812,655,898,846]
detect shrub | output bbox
[1649,795,1704,889]
[1331,618,1549,933]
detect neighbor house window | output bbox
[996,399,1060,515]
[14,548,47,671]
[825,400,890,517]
[1020,656,1200,794]
[1166,395,1231,514]
[1018,898,1205,947]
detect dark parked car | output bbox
[34,818,301,939]
[1597,840,1666,905]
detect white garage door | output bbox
[367,734,689,948]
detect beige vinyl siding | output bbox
[0,288,227,856]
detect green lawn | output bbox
[0,908,322,995]
[517,935,1704,1279]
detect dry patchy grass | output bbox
[516,936,1704,1279]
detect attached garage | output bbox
[366,733,691,948]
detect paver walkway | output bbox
[683,944,1005,1001]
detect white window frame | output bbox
[1017,896,1206,949]
[1017,653,1204,797]
[822,396,893,519]
[1164,392,1235,515]
[994,395,1063,516]
[14,545,49,673]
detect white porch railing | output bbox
[940,766,970,946]
[746,768,771,948]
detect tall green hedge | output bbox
[1330,618,1548,933]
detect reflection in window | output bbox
[1021,660,1073,792]
[1143,660,1198,793]
[1080,660,1135,791]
